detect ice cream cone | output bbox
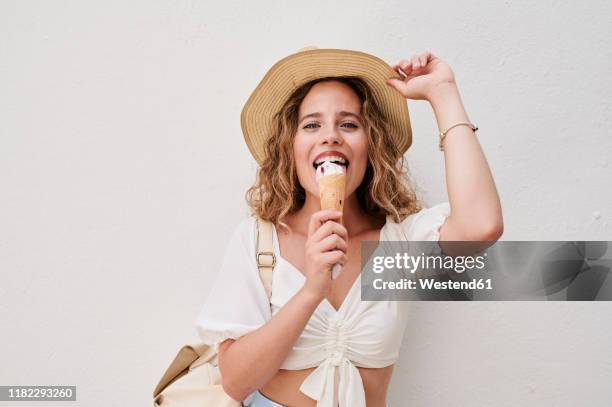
[315,160,347,280]
[318,173,346,223]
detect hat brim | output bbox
[241,48,412,165]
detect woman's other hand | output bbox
[302,209,348,301]
[386,51,456,101]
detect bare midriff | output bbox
[259,364,394,407]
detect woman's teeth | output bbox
[313,156,349,169]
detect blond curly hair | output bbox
[245,76,424,233]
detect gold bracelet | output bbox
[438,122,478,151]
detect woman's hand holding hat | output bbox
[386,51,457,102]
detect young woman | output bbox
[195,47,503,407]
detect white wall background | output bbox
[1,0,611,406]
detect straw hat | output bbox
[240,46,413,165]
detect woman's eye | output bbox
[303,122,358,130]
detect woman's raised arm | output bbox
[386,51,504,251]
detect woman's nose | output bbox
[321,128,343,145]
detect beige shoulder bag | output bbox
[153,217,276,406]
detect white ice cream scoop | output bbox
[315,159,346,182]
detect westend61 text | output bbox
[373,278,493,291]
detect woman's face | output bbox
[293,80,368,200]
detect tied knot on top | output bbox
[299,314,368,407]
[329,350,344,366]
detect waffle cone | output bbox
[318,174,346,212]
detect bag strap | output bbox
[152,218,278,400]
[255,217,276,300]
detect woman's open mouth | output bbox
[312,155,349,170]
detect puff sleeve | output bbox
[403,202,451,241]
[392,202,451,259]
[194,216,272,353]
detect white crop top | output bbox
[194,202,451,406]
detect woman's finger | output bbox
[308,210,342,238]
[397,59,413,74]
[320,251,348,268]
[390,65,404,78]
[311,219,348,244]
[315,233,348,254]
[419,54,427,67]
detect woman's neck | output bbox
[287,192,385,237]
